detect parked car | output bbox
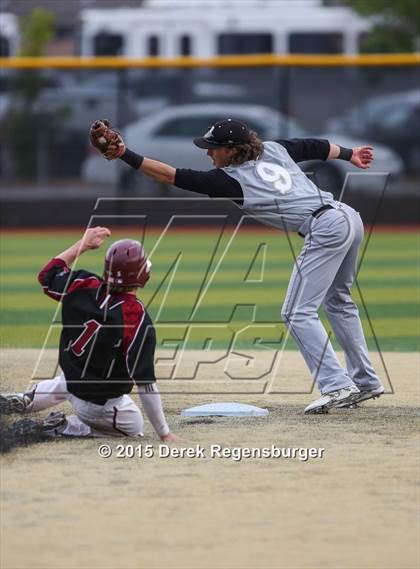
[78,70,250,114]
[0,69,77,121]
[32,84,139,133]
[326,90,420,173]
[82,103,404,197]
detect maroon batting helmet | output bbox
[103,239,151,288]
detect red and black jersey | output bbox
[38,258,156,405]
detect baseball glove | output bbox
[89,119,126,160]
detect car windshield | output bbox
[347,96,417,125]
[153,111,309,140]
[259,115,309,139]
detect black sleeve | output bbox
[174,168,244,204]
[37,258,101,301]
[276,138,330,163]
[126,312,157,386]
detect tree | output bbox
[343,0,420,52]
[20,7,55,57]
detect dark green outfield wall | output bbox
[1,194,419,228]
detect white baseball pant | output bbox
[282,203,382,395]
[30,373,144,437]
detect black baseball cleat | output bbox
[42,411,68,437]
[0,390,35,414]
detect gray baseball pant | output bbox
[282,203,381,394]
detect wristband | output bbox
[120,148,144,170]
[338,146,353,161]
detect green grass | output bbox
[0,229,419,351]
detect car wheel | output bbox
[408,145,420,173]
[118,169,138,195]
[310,163,344,199]
[118,169,159,195]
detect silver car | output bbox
[82,103,404,197]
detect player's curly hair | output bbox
[228,131,264,166]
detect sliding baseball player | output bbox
[1,227,178,439]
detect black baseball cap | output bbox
[193,118,251,149]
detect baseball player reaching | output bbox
[1,226,178,440]
[85,119,385,415]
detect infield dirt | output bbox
[1,349,419,569]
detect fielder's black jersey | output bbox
[38,258,156,405]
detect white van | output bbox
[80,0,370,57]
[0,13,20,57]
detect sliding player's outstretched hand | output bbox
[350,145,374,169]
[89,119,126,160]
[161,432,182,443]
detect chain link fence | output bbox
[0,55,419,223]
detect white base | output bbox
[181,402,269,418]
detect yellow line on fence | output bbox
[0,53,419,68]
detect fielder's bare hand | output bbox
[351,145,374,169]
